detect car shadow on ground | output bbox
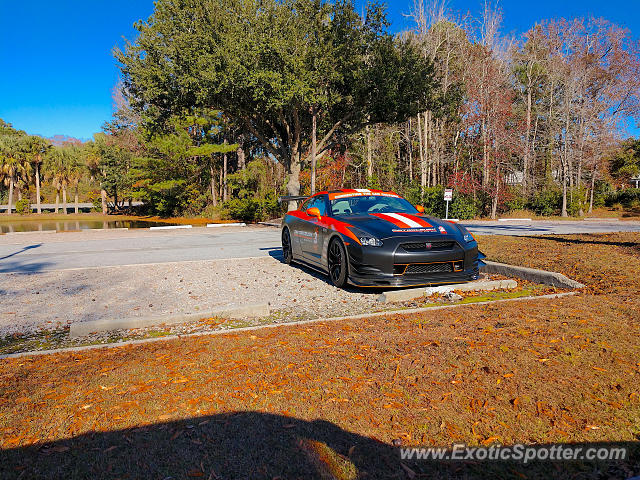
[264,247,485,294]
[264,247,372,294]
[0,411,637,479]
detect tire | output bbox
[282,227,293,264]
[327,238,348,288]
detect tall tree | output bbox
[116,0,437,209]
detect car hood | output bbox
[336,213,462,240]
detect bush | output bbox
[567,186,588,217]
[591,180,613,208]
[528,189,561,216]
[414,186,447,217]
[504,187,527,212]
[87,191,103,212]
[607,188,640,208]
[15,198,31,215]
[402,185,477,219]
[220,197,263,222]
[449,195,478,220]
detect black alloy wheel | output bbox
[328,238,348,288]
[282,228,293,264]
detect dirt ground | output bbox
[0,233,639,479]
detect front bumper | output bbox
[345,235,481,287]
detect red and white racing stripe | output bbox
[370,212,432,229]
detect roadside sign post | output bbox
[444,189,453,219]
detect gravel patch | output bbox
[0,256,386,335]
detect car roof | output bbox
[313,189,399,197]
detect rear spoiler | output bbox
[278,195,309,204]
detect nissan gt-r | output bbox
[280,189,485,288]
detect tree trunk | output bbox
[417,114,426,194]
[407,119,413,181]
[210,164,218,207]
[424,111,430,188]
[491,165,500,220]
[62,187,68,215]
[286,152,301,212]
[236,136,246,170]
[588,160,597,214]
[482,118,488,188]
[311,107,317,194]
[223,138,229,202]
[101,189,107,215]
[561,105,570,217]
[55,191,60,214]
[366,125,373,180]
[7,177,14,214]
[219,168,223,200]
[523,82,532,193]
[75,187,79,214]
[35,162,42,214]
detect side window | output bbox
[307,195,327,216]
[300,197,313,212]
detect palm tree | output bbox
[0,136,32,214]
[24,136,51,214]
[68,154,84,214]
[44,147,72,214]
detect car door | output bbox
[289,197,313,257]
[299,194,329,265]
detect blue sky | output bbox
[1,0,638,139]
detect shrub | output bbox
[567,186,588,217]
[15,198,31,215]
[403,184,422,206]
[449,195,478,220]
[87,191,103,212]
[591,180,613,208]
[504,187,527,212]
[220,197,263,222]
[608,188,640,208]
[529,189,561,216]
[420,186,446,217]
[402,185,477,219]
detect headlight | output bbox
[463,233,475,242]
[359,236,383,247]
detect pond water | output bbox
[0,220,179,234]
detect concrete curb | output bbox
[481,261,586,289]
[6,230,57,235]
[149,225,193,230]
[79,228,129,232]
[378,279,518,303]
[206,223,246,228]
[1,292,577,359]
[69,303,270,338]
[498,218,532,222]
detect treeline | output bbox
[2,0,640,221]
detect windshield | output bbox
[330,195,419,216]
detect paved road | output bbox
[1,221,639,274]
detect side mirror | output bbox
[415,205,425,213]
[307,207,321,220]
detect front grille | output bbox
[404,263,453,274]
[401,241,455,251]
